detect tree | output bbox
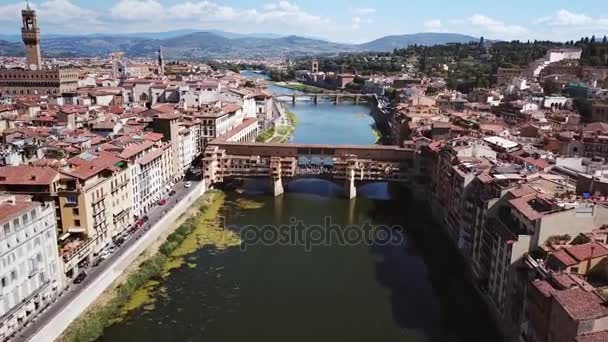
[573,98,593,122]
[543,79,560,95]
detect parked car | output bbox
[99,251,111,260]
[93,258,102,267]
[142,215,149,222]
[73,272,87,284]
[184,181,192,188]
[169,190,176,196]
[158,198,167,205]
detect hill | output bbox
[358,33,479,51]
[0,31,482,59]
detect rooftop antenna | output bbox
[26,0,30,10]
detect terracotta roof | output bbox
[575,331,608,342]
[509,194,544,221]
[553,287,608,320]
[143,132,164,142]
[222,103,241,114]
[118,140,154,159]
[565,242,608,262]
[64,152,125,180]
[0,166,60,185]
[136,148,164,165]
[0,198,37,224]
[550,249,578,268]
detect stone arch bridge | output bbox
[203,141,415,198]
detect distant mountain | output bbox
[0,31,483,59]
[358,32,479,51]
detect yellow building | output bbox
[57,152,132,273]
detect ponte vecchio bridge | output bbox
[274,93,374,104]
[203,141,415,198]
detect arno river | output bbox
[98,72,502,342]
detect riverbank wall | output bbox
[28,182,207,342]
[369,95,393,141]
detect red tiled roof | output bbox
[575,331,608,342]
[553,287,608,320]
[0,166,60,185]
[64,152,125,180]
[136,148,164,165]
[0,198,37,224]
[118,140,154,159]
[222,103,241,114]
[565,242,608,262]
[509,194,544,221]
[143,132,163,142]
[550,250,578,268]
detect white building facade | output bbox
[0,196,64,338]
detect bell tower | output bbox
[21,2,42,70]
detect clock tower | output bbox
[21,3,42,70]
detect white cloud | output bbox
[0,0,103,31]
[468,14,527,36]
[351,16,373,30]
[352,7,376,15]
[110,0,164,21]
[108,0,327,27]
[536,9,608,29]
[424,19,442,30]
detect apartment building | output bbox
[104,136,174,219]
[527,271,608,342]
[0,195,64,339]
[480,185,608,336]
[57,151,132,273]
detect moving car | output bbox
[184,181,192,188]
[73,271,87,284]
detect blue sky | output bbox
[1,0,607,43]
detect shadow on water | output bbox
[367,184,505,342]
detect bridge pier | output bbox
[272,177,284,197]
[270,156,283,197]
[354,95,360,104]
[344,168,357,199]
[292,94,296,105]
[334,94,339,104]
[313,94,318,104]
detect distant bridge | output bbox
[274,93,375,104]
[203,141,415,199]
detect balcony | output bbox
[113,208,130,223]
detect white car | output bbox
[99,251,111,260]
[184,181,192,188]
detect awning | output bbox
[68,227,86,233]
[59,232,71,241]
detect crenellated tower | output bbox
[21,2,42,70]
